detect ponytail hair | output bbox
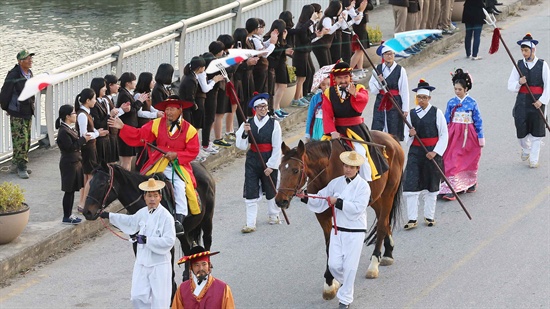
[451,68,473,91]
[56,104,74,129]
[74,88,96,111]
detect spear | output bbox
[484,9,550,132]
[216,63,290,225]
[340,12,472,220]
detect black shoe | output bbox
[493,7,502,13]
[175,214,185,235]
[338,303,350,309]
[495,2,503,5]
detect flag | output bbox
[18,72,69,101]
[384,29,443,53]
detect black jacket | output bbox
[0,64,35,119]
[462,0,486,25]
[389,0,409,7]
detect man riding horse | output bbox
[108,96,200,234]
[321,62,388,182]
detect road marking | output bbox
[404,186,550,308]
[0,275,46,303]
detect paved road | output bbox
[1,2,549,308]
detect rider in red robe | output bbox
[109,97,200,232]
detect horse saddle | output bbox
[152,173,202,217]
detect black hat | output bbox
[412,79,436,94]
[517,33,538,48]
[331,62,353,76]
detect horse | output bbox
[275,133,404,300]
[82,161,216,291]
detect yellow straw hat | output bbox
[339,151,365,167]
[138,178,166,192]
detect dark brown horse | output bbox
[82,161,215,291]
[275,133,404,299]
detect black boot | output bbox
[493,7,502,13]
[17,163,30,179]
[175,214,185,235]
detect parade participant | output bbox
[56,104,91,225]
[322,61,388,182]
[440,69,484,200]
[75,88,109,212]
[403,79,448,229]
[299,151,370,309]
[100,178,176,309]
[368,45,410,141]
[0,50,35,178]
[108,96,200,234]
[235,93,282,233]
[172,246,235,309]
[507,33,549,168]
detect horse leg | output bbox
[170,247,177,304]
[380,234,395,266]
[178,234,192,282]
[366,202,388,279]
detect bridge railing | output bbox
[0,0,312,163]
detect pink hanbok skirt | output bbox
[440,122,481,194]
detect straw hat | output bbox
[339,151,365,167]
[138,178,166,192]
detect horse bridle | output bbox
[278,157,327,200]
[86,164,141,215]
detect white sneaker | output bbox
[198,149,211,158]
[202,145,219,154]
[209,142,220,150]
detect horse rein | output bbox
[278,156,327,200]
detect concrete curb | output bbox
[0,0,533,284]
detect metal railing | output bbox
[0,0,313,163]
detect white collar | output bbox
[80,105,91,113]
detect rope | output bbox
[100,217,132,242]
[299,193,338,235]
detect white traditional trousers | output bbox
[130,262,172,309]
[328,229,365,306]
[352,141,372,182]
[519,134,542,164]
[163,164,188,216]
[404,190,439,221]
[245,197,280,228]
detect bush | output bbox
[287,65,297,84]
[367,25,383,44]
[0,182,26,213]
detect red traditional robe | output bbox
[171,275,235,309]
[119,116,201,214]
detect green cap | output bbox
[16,50,35,60]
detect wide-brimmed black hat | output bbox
[177,245,220,265]
[517,33,539,47]
[412,79,436,92]
[331,62,353,76]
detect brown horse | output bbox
[275,132,404,300]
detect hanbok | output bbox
[440,95,484,194]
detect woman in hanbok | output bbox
[440,69,485,200]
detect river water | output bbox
[0,0,246,75]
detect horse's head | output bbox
[83,161,118,220]
[276,140,307,209]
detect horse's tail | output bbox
[388,173,403,230]
[364,173,404,246]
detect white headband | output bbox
[253,98,269,107]
[519,41,535,48]
[381,45,394,54]
[416,89,431,96]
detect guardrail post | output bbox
[112,43,125,76]
[232,1,243,30]
[44,87,55,148]
[176,23,187,81]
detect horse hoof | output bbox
[322,280,340,300]
[366,269,379,279]
[379,257,394,266]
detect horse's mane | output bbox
[304,140,333,161]
[109,164,149,188]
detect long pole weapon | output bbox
[217,64,290,225]
[484,10,550,132]
[340,9,472,219]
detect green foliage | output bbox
[367,25,383,44]
[287,65,297,84]
[0,182,26,213]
